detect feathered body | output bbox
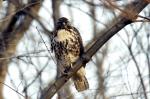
[51,17,89,91]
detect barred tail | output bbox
[73,76,89,92]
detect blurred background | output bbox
[0,0,150,99]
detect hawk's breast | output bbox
[55,29,75,42]
[53,29,80,66]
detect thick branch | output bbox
[41,0,149,99]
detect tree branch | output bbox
[41,0,149,99]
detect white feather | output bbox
[55,29,74,42]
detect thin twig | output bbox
[36,27,56,64]
[0,82,25,98]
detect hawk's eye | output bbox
[62,22,66,25]
[57,22,66,26]
[57,22,62,26]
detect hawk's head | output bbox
[56,17,71,30]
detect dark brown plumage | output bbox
[51,17,89,91]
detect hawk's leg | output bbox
[59,69,68,76]
[57,64,68,76]
[58,66,71,76]
[64,64,73,74]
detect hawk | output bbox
[51,17,89,91]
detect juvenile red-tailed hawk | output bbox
[51,17,89,91]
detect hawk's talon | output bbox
[82,54,90,64]
[61,72,68,77]
[64,65,73,73]
[59,73,68,79]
